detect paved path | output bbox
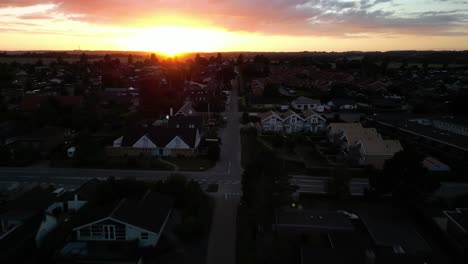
[206,79,242,264]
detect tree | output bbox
[237,54,245,65]
[74,131,105,166]
[216,52,222,63]
[206,143,220,162]
[150,53,158,64]
[127,54,134,64]
[242,149,292,230]
[371,149,440,201]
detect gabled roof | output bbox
[146,127,198,148]
[292,96,321,105]
[168,115,203,131]
[74,191,173,234]
[0,186,56,219]
[259,111,280,121]
[119,127,199,148]
[302,110,325,120]
[175,102,197,116]
[280,110,301,119]
[111,191,173,233]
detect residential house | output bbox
[259,111,283,132]
[251,79,265,97]
[168,115,204,132]
[175,101,198,116]
[56,190,173,263]
[184,81,209,103]
[110,126,201,157]
[291,96,324,112]
[260,110,326,133]
[327,123,403,169]
[71,190,172,247]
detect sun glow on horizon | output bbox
[122,26,235,56]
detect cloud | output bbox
[0,0,467,37]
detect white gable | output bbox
[113,136,123,147]
[133,135,157,148]
[165,136,190,149]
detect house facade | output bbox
[72,191,173,248]
[327,123,403,169]
[260,110,326,134]
[109,127,201,157]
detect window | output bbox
[103,225,115,240]
[141,232,149,240]
[80,226,91,237]
[292,117,296,123]
[175,138,181,145]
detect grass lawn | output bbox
[164,157,215,171]
[295,145,329,168]
[258,135,302,162]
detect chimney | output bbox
[170,107,173,116]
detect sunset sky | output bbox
[1,0,468,54]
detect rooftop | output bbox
[275,209,355,232]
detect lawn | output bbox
[295,145,329,168]
[164,157,215,171]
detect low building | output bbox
[327,123,403,169]
[56,190,173,263]
[109,126,201,157]
[72,190,172,247]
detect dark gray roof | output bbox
[301,248,365,264]
[168,115,203,131]
[445,208,468,232]
[369,114,468,150]
[293,96,321,105]
[120,127,198,148]
[331,98,356,107]
[73,191,173,234]
[111,191,173,233]
[0,186,56,217]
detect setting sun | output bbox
[123,26,234,56]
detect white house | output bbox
[110,127,201,157]
[259,110,326,134]
[259,111,284,132]
[291,96,324,112]
[73,190,173,247]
